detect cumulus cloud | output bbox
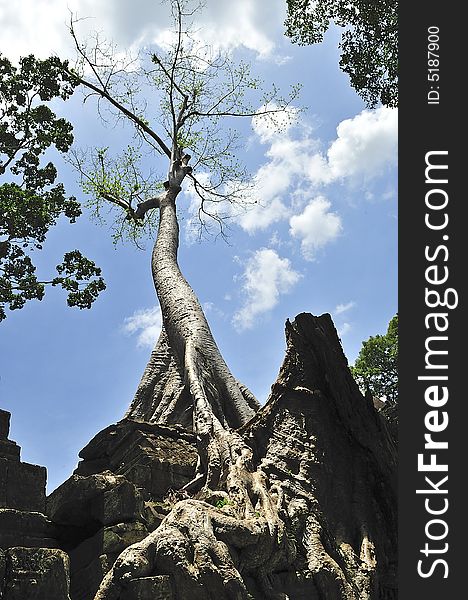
[195,0,283,58]
[239,196,288,233]
[182,132,311,237]
[289,196,342,261]
[238,134,322,233]
[1,0,286,62]
[123,306,162,348]
[239,105,396,239]
[327,107,398,180]
[233,249,301,330]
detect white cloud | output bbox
[239,131,321,234]
[239,196,288,233]
[240,106,396,238]
[1,0,286,62]
[123,306,162,348]
[335,301,355,315]
[195,0,282,59]
[233,249,301,330]
[203,301,225,318]
[327,107,398,180]
[183,132,314,236]
[269,231,284,248]
[289,196,342,261]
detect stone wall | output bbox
[0,408,70,600]
[0,408,197,600]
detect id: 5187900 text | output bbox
[427,26,440,105]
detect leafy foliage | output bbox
[0,54,105,321]
[215,497,232,509]
[351,314,398,404]
[285,0,398,108]
[72,145,164,247]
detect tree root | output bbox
[95,337,295,597]
[95,338,295,598]
[124,327,193,429]
[94,485,294,600]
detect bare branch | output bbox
[71,69,171,158]
[170,0,184,159]
[67,16,172,159]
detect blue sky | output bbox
[0,0,397,492]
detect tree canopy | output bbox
[66,1,300,245]
[0,54,105,321]
[285,0,398,108]
[351,314,398,404]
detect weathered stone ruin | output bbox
[0,409,70,599]
[0,313,397,599]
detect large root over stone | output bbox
[90,312,395,600]
[96,329,296,599]
[93,172,394,598]
[94,451,296,600]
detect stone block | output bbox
[0,548,5,588]
[101,522,148,555]
[69,552,108,600]
[68,523,148,600]
[0,459,7,507]
[2,547,70,600]
[74,420,197,500]
[0,458,46,513]
[0,439,20,461]
[0,509,57,550]
[47,472,144,529]
[0,411,20,461]
[69,522,147,571]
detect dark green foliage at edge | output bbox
[285,0,398,108]
[351,314,398,404]
[0,54,105,321]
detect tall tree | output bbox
[65,1,302,596]
[0,54,105,321]
[285,0,398,108]
[351,314,398,404]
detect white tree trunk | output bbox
[126,189,258,435]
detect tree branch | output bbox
[69,69,172,159]
[67,16,172,159]
[134,195,163,220]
